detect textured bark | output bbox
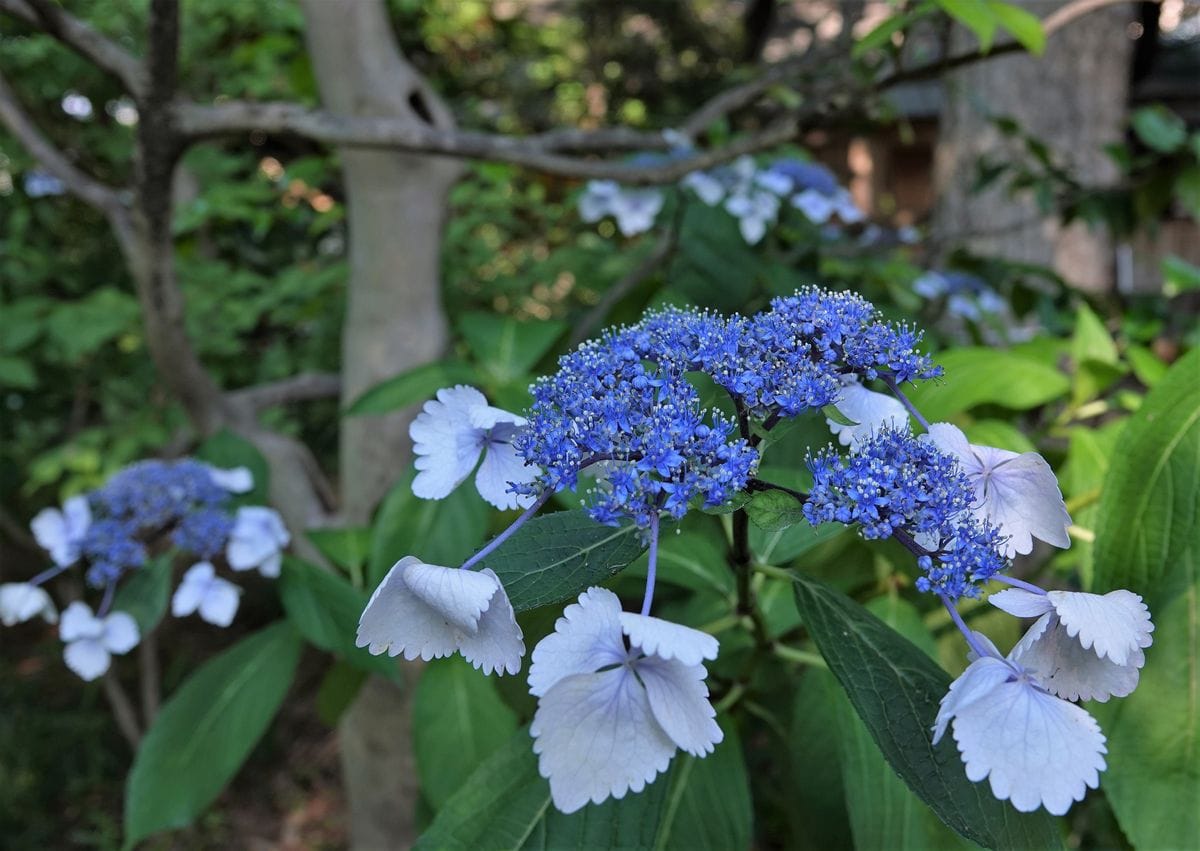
[932,1,1135,292]
[301,1,462,847]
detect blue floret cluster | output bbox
[514,324,757,528]
[515,287,943,530]
[805,429,1007,598]
[79,460,236,586]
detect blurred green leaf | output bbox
[459,313,566,385]
[960,420,1036,454]
[278,556,397,678]
[936,0,997,50]
[987,1,1045,54]
[315,660,368,727]
[1131,105,1187,153]
[1163,255,1200,298]
[1175,164,1200,219]
[368,471,489,586]
[305,526,372,581]
[413,657,518,811]
[1094,349,1200,592]
[0,355,37,388]
[112,554,174,635]
[124,622,302,846]
[1124,344,1167,388]
[791,573,1062,849]
[345,360,480,416]
[906,348,1069,421]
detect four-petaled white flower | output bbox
[924,422,1071,557]
[578,180,665,237]
[226,506,290,578]
[724,189,781,245]
[206,465,254,494]
[792,187,863,225]
[59,601,140,681]
[826,375,909,452]
[989,588,1154,702]
[30,495,92,567]
[410,385,539,511]
[528,586,723,814]
[357,556,524,675]
[933,631,1107,816]
[172,562,242,627]
[0,582,57,626]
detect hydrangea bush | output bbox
[356,285,1155,824]
[2,459,289,680]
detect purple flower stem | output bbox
[96,580,116,617]
[28,564,70,587]
[939,593,1000,660]
[640,512,660,617]
[883,376,932,432]
[992,574,1048,595]
[459,489,553,572]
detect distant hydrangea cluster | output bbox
[350,284,1150,820]
[2,459,290,682]
[579,150,865,243]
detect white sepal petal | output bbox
[637,656,723,756]
[456,568,525,676]
[355,557,461,661]
[0,583,57,626]
[474,439,537,511]
[792,189,835,224]
[1010,614,1143,702]
[932,656,1013,745]
[102,612,140,654]
[172,562,214,617]
[401,561,498,633]
[207,465,254,493]
[197,579,241,628]
[409,385,488,501]
[950,675,1106,815]
[988,588,1054,619]
[618,612,719,666]
[1046,589,1154,666]
[528,586,626,697]
[59,601,101,642]
[829,379,910,452]
[530,668,676,814]
[64,639,111,681]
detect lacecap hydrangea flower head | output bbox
[6,459,290,681]
[355,285,1152,818]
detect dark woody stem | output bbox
[747,478,808,503]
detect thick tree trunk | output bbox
[301,1,462,847]
[932,1,1134,292]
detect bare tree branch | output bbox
[0,69,132,232]
[228,372,342,412]
[175,101,813,183]
[0,0,144,96]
